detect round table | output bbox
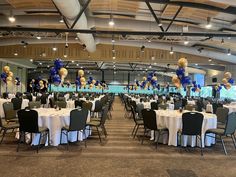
[223,105,236,114]
[154,110,217,147]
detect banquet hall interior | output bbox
[1,0,236,177]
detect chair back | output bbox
[136,103,144,118]
[224,112,236,135]
[151,102,159,110]
[16,92,23,99]
[56,101,67,108]
[2,92,8,99]
[182,112,203,135]
[216,107,229,124]
[130,106,137,122]
[184,104,196,111]
[29,101,41,109]
[141,109,157,130]
[174,100,182,110]
[100,106,109,126]
[26,94,33,101]
[11,98,22,110]
[69,108,88,131]
[94,100,102,112]
[58,97,66,101]
[17,109,39,133]
[40,94,48,104]
[3,102,16,120]
[130,100,137,111]
[158,104,168,110]
[82,101,93,111]
[35,96,41,101]
[49,98,55,108]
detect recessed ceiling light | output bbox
[8,16,15,23]
[36,36,41,40]
[205,24,212,29]
[14,52,18,56]
[66,65,69,68]
[71,60,74,63]
[76,63,79,66]
[111,39,115,43]
[47,65,50,68]
[195,63,198,66]
[149,65,152,69]
[170,51,174,55]
[145,68,148,71]
[151,56,155,60]
[148,39,151,43]
[227,49,231,56]
[39,62,42,65]
[75,37,78,40]
[64,54,68,58]
[210,63,215,65]
[154,62,157,65]
[112,56,116,60]
[59,16,64,23]
[80,66,83,69]
[158,23,162,27]
[52,47,57,51]
[208,59,212,62]
[30,59,33,62]
[109,18,115,26]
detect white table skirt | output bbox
[155,110,217,148]
[0,99,29,118]
[66,100,75,108]
[16,108,91,146]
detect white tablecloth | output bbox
[187,100,196,105]
[154,110,217,147]
[29,108,91,146]
[0,98,29,118]
[223,105,236,114]
[206,104,213,113]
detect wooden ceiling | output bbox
[0,43,230,65]
[6,0,54,9]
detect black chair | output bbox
[40,94,48,107]
[178,112,204,155]
[77,100,85,108]
[60,108,88,150]
[26,94,33,102]
[17,109,50,152]
[151,102,159,110]
[216,107,229,129]
[131,106,144,139]
[136,103,144,119]
[28,101,41,109]
[141,109,168,149]
[87,106,109,143]
[174,100,182,110]
[16,92,23,99]
[205,112,236,155]
[0,118,19,144]
[3,102,18,123]
[82,101,93,111]
[11,98,22,110]
[49,97,55,108]
[56,101,67,108]
[2,92,8,99]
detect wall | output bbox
[205,65,236,85]
[0,61,27,94]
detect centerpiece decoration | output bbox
[50,59,68,86]
[172,58,191,90]
[222,72,234,90]
[1,66,14,92]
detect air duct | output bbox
[52,0,96,52]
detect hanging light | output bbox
[221,38,224,44]
[59,16,64,23]
[141,45,145,52]
[184,40,189,45]
[169,47,174,55]
[8,10,15,23]
[52,47,57,51]
[36,36,41,40]
[205,17,212,29]
[109,14,115,26]
[227,49,231,56]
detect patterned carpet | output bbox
[0,96,236,177]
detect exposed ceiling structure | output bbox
[0,0,236,73]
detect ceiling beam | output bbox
[145,1,164,32]
[1,26,236,37]
[71,0,91,29]
[129,0,236,15]
[165,6,182,32]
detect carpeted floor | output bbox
[0,96,236,177]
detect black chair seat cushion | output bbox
[206,128,224,135]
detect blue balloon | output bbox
[176,68,185,77]
[192,88,196,92]
[228,78,234,84]
[136,80,139,86]
[192,81,196,85]
[52,74,61,85]
[50,67,57,76]
[89,76,93,81]
[147,75,152,81]
[1,73,7,79]
[54,59,63,69]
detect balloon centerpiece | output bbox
[222,72,234,90]
[1,66,13,84]
[50,59,68,86]
[135,72,159,90]
[172,58,191,90]
[191,81,201,92]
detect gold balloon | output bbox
[174,82,181,88]
[80,77,86,83]
[178,58,188,68]
[152,76,157,81]
[3,66,10,73]
[172,76,179,83]
[89,83,94,88]
[143,76,147,81]
[8,71,13,77]
[222,78,228,84]
[59,68,68,77]
[39,80,44,85]
[78,70,84,77]
[92,79,96,84]
[6,76,12,82]
[224,72,232,79]
[225,83,231,90]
